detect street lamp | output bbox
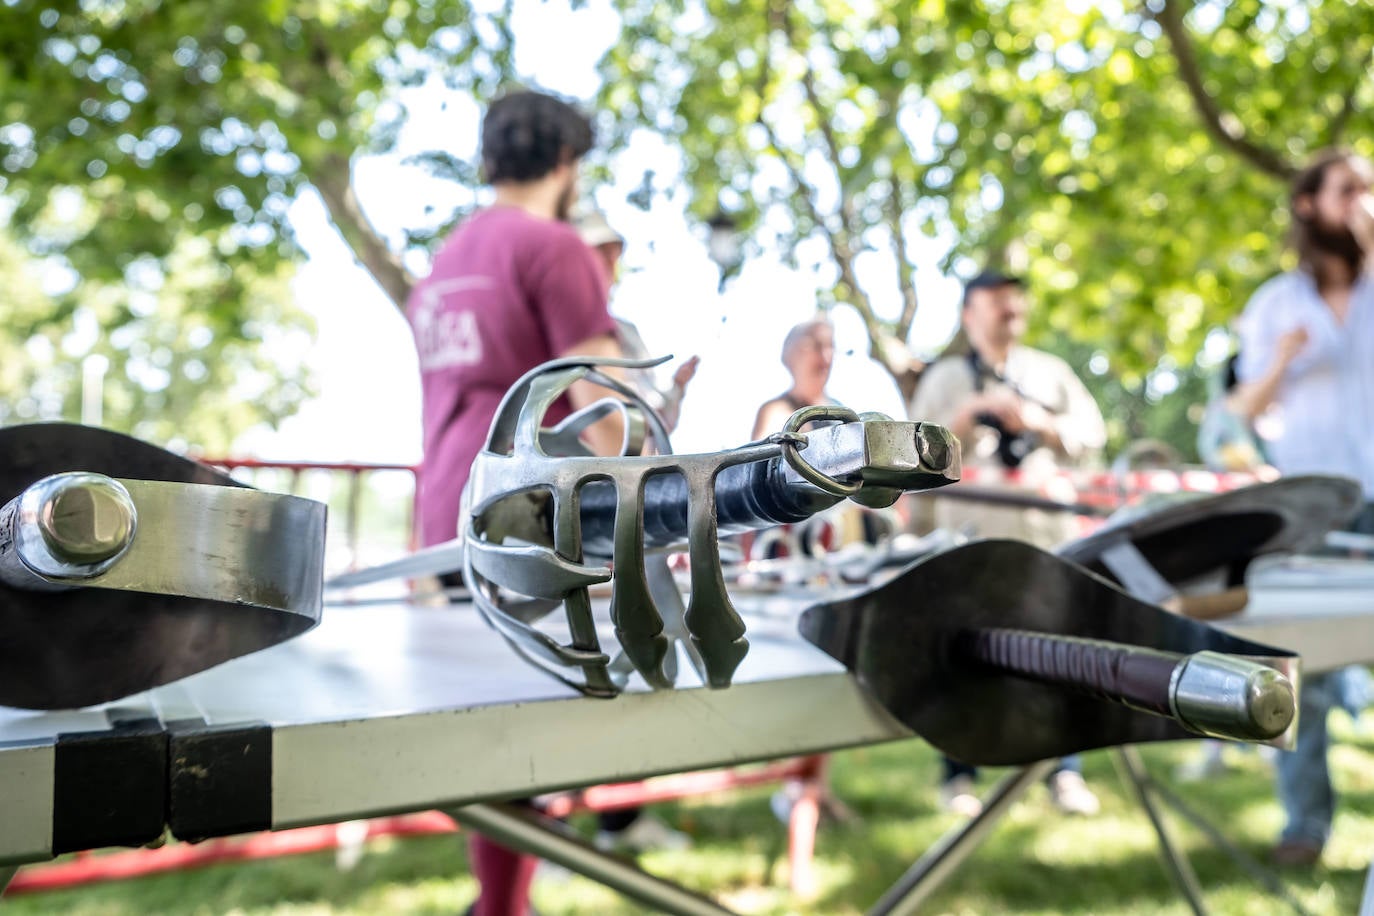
[705,210,742,293]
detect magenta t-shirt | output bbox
[407,207,615,547]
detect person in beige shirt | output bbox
[909,269,1107,547]
[908,268,1107,818]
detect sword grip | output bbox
[962,628,1295,743]
[577,457,837,555]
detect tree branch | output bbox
[767,0,889,362]
[778,6,864,245]
[757,113,884,350]
[1153,0,1295,179]
[314,151,414,311]
[1326,43,1374,146]
[887,177,920,337]
[288,30,415,312]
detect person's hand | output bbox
[1018,400,1057,438]
[1276,326,1309,365]
[1349,193,1374,255]
[976,389,1027,434]
[672,355,700,391]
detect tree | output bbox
[0,0,518,449]
[7,0,1371,457]
[599,0,1374,452]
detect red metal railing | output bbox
[205,457,420,571]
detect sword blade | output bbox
[326,538,467,589]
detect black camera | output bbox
[974,412,1038,469]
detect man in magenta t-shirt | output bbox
[408,90,621,551]
[405,90,621,916]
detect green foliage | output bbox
[5,0,1371,455]
[599,0,1374,455]
[0,0,511,449]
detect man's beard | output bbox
[555,180,576,222]
[1309,219,1366,273]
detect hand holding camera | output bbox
[972,390,1046,469]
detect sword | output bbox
[798,539,1298,765]
[455,355,961,696]
[327,402,960,589]
[0,424,326,710]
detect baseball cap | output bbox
[963,268,1025,305]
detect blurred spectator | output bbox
[909,269,1107,547]
[1233,148,1374,867]
[1197,350,1267,472]
[575,209,699,434]
[751,318,837,439]
[909,268,1105,818]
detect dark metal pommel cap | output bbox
[777,413,961,509]
[1170,651,1297,742]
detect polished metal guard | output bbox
[0,424,326,710]
[464,356,763,696]
[461,355,958,697]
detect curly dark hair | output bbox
[480,90,594,184]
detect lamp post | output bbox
[705,211,742,293]
[81,353,108,427]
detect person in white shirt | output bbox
[1234,148,1374,867]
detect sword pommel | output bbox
[1170,650,1297,743]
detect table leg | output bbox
[868,759,1057,916]
[448,802,735,916]
[1114,746,1206,916]
[1142,769,1311,915]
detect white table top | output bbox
[3,555,1371,867]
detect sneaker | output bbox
[333,819,369,871]
[594,814,691,853]
[769,781,804,824]
[1271,837,1323,867]
[938,774,983,818]
[1048,770,1101,816]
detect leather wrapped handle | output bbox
[960,627,1295,742]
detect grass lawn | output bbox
[7,716,1373,915]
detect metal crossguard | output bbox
[460,355,960,697]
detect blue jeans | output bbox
[1275,669,1338,845]
[1272,502,1374,846]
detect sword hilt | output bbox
[575,418,959,556]
[962,628,1295,742]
